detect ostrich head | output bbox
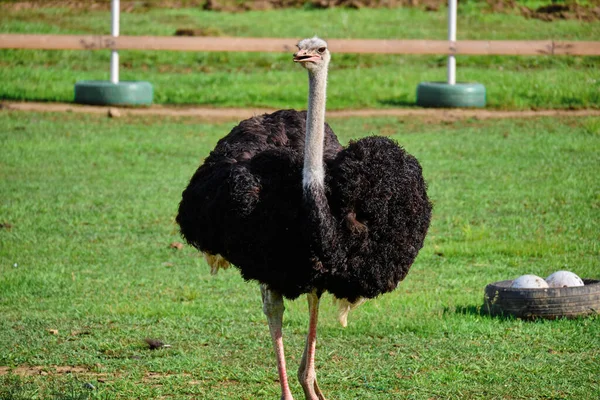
[293,37,330,73]
[294,36,330,191]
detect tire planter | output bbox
[416,82,486,108]
[74,80,153,106]
[484,279,600,320]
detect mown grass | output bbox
[0,5,599,109]
[0,110,598,399]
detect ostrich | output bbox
[177,37,432,400]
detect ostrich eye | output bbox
[318,47,326,54]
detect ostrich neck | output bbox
[302,65,338,263]
[303,67,328,189]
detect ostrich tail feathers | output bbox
[203,253,231,275]
[332,296,367,327]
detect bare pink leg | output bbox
[298,291,327,400]
[261,284,294,400]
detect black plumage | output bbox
[176,109,432,302]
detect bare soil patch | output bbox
[521,1,600,22]
[201,0,600,21]
[3,0,599,22]
[202,0,442,12]
[0,1,204,12]
[0,0,444,12]
[175,27,224,37]
[0,366,204,387]
[0,365,91,376]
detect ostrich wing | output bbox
[324,136,433,302]
[177,109,343,299]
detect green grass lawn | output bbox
[0,110,598,399]
[0,5,599,109]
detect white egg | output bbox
[510,274,549,289]
[545,271,584,288]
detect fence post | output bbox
[110,0,120,84]
[74,0,153,106]
[416,0,486,108]
[447,0,456,85]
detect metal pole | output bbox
[110,0,120,84]
[447,0,457,85]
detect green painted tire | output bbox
[74,81,153,106]
[416,82,486,108]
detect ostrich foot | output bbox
[298,371,327,400]
[261,284,295,400]
[298,348,326,400]
[313,379,327,400]
[298,291,326,400]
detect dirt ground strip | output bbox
[0,365,204,386]
[2,101,600,123]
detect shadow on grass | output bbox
[446,305,600,323]
[378,98,417,108]
[444,304,518,321]
[0,94,72,104]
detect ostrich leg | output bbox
[298,291,327,400]
[261,284,295,400]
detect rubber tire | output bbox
[74,81,153,106]
[484,279,600,320]
[416,82,486,108]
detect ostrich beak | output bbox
[293,49,321,63]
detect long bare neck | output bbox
[301,63,338,265]
[303,67,328,190]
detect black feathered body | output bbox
[177,109,432,302]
